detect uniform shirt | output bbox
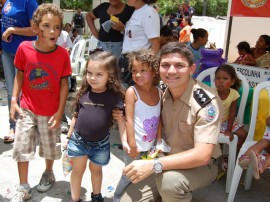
[93,2,134,42]
[74,90,124,142]
[220,88,240,122]
[122,4,160,54]
[162,79,223,159]
[73,13,85,28]
[1,0,37,54]
[14,41,72,116]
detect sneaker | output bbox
[11,185,32,202]
[91,192,104,202]
[37,171,55,192]
[61,122,69,133]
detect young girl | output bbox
[234,41,256,65]
[64,50,126,202]
[239,115,270,179]
[215,64,248,153]
[113,49,162,202]
[187,28,208,76]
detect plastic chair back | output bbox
[70,39,85,76]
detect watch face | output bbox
[154,161,163,173]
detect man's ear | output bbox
[190,63,196,75]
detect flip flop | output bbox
[3,133,15,144]
[238,155,250,169]
[249,151,260,179]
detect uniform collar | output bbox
[163,79,196,106]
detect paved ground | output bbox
[1,78,270,202]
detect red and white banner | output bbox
[230,0,270,17]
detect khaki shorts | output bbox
[13,109,62,162]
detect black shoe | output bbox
[91,193,104,202]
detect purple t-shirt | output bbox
[74,89,124,141]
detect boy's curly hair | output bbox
[32,3,64,28]
[127,49,160,86]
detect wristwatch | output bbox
[153,159,163,174]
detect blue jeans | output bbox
[97,41,123,60]
[2,50,16,130]
[68,131,110,166]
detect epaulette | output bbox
[193,88,211,108]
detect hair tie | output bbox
[89,47,104,55]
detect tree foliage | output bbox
[158,0,228,17]
[38,0,92,11]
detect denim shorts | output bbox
[67,131,110,166]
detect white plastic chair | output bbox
[227,81,270,202]
[76,37,99,82]
[69,39,86,76]
[197,66,249,193]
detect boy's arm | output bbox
[48,77,69,129]
[10,70,24,120]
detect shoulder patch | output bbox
[193,88,211,108]
[205,104,216,122]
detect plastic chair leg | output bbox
[227,163,243,202]
[244,165,253,190]
[225,136,238,193]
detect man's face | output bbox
[159,53,195,90]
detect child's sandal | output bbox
[249,151,265,180]
[238,155,250,169]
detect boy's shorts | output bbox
[67,131,110,166]
[13,109,62,162]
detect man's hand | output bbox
[123,160,154,184]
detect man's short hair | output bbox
[158,42,194,66]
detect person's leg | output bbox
[235,127,248,153]
[114,152,136,200]
[120,174,161,202]
[89,161,103,195]
[12,109,37,201]
[2,50,16,138]
[70,156,88,201]
[37,114,61,192]
[156,159,218,202]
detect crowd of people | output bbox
[1,1,270,202]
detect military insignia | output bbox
[193,88,211,108]
[206,104,216,122]
[241,0,267,8]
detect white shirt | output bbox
[57,30,73,49]
[122,4,160,54]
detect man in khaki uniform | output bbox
[120,42,223,202]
